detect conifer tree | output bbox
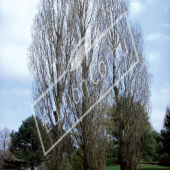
[9,116,44,170]
[161,106,170,155]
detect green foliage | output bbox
[159,155,170,167]
[2,159,23,170]
[9,116,44,169]
[70,151,84,170]
[65,164,75,170]
[106,158,118,166]
[142,128,164,162]
[107,142,119,158]
[161,106,170,156]
[142,106,170,163]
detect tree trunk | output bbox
[31,163,34,170]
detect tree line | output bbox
[0,107,170,169]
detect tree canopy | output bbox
[161,106,170,156]
[5,116,44,170]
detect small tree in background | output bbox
[0,128,10,157]
[0,128,10,169]
[142,128,164,162]
[159,106,170,166]
[161,106,170,156]
[9,116,44,170]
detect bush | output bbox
[70,154,84,170]
[106,158,118,166]
[159,155,170,166]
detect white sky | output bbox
[0,0,170,132]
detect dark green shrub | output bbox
[159,155,170,166]
[70,154,84,170]
[106,158,118,166]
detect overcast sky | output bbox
[0,0,170,132]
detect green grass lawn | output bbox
[66,163,170,170]
[105,165,170,170]
[106,165,120,170]
[66,158,170,170]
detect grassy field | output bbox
[66,158,170,170]
[106,165,170,170]
[105,158,170,170]
[67,165,170,170]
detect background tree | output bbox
[151,130,164,161]
[9,116,44,170]
[142,127,164,162]
[161,106,170,156]
[0,128,10,169]
[0,128,10,158]
[158,106,170,166]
